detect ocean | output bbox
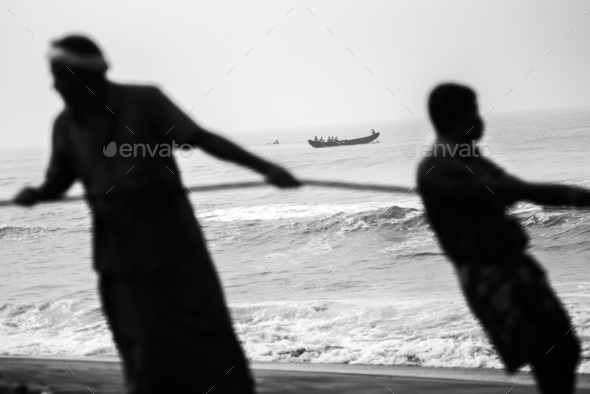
[2,107,590,372]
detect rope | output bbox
[0,180,416,207]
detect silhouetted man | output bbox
[15,35,300,394]
[417,83,590,394]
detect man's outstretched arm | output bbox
[418,157,590,207]
[469,167,590,207]
[508,181,590,207]
[14,122,77,206]
[189,130,300,188]
[150,87,300,188]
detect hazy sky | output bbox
[1,0,589,148]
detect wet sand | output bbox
[1,357,589,393]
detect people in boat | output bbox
[334,137,339,143]
[371,129,376,135]
[417,82,590,394]
[14,34,300,394]
[314,136,318,141]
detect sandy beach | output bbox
[1,357,590,393]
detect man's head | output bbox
[428,83,483,142]
[49,35,108,109]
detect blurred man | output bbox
[417,83,590,394]
[15,35,300,394]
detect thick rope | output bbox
[0,180,416,207]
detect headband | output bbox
[48,46,108,72]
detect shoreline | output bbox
[2,356,590,392]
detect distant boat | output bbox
[308,132,380,148]
[267,139,279,145]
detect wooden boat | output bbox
[308,132,380,148]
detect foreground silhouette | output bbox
[417,83,590,394]
[14,35,299,394]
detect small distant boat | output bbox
[308,131,380,148]
[267,139,279,145]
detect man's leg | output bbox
[99,274,144,393]
[136,261,255,394]
[532,332,580,394]
[532,358,565,394]
[556,332,580,394]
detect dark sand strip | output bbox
[1,357,589,393]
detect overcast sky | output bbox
[1,0,589,149]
